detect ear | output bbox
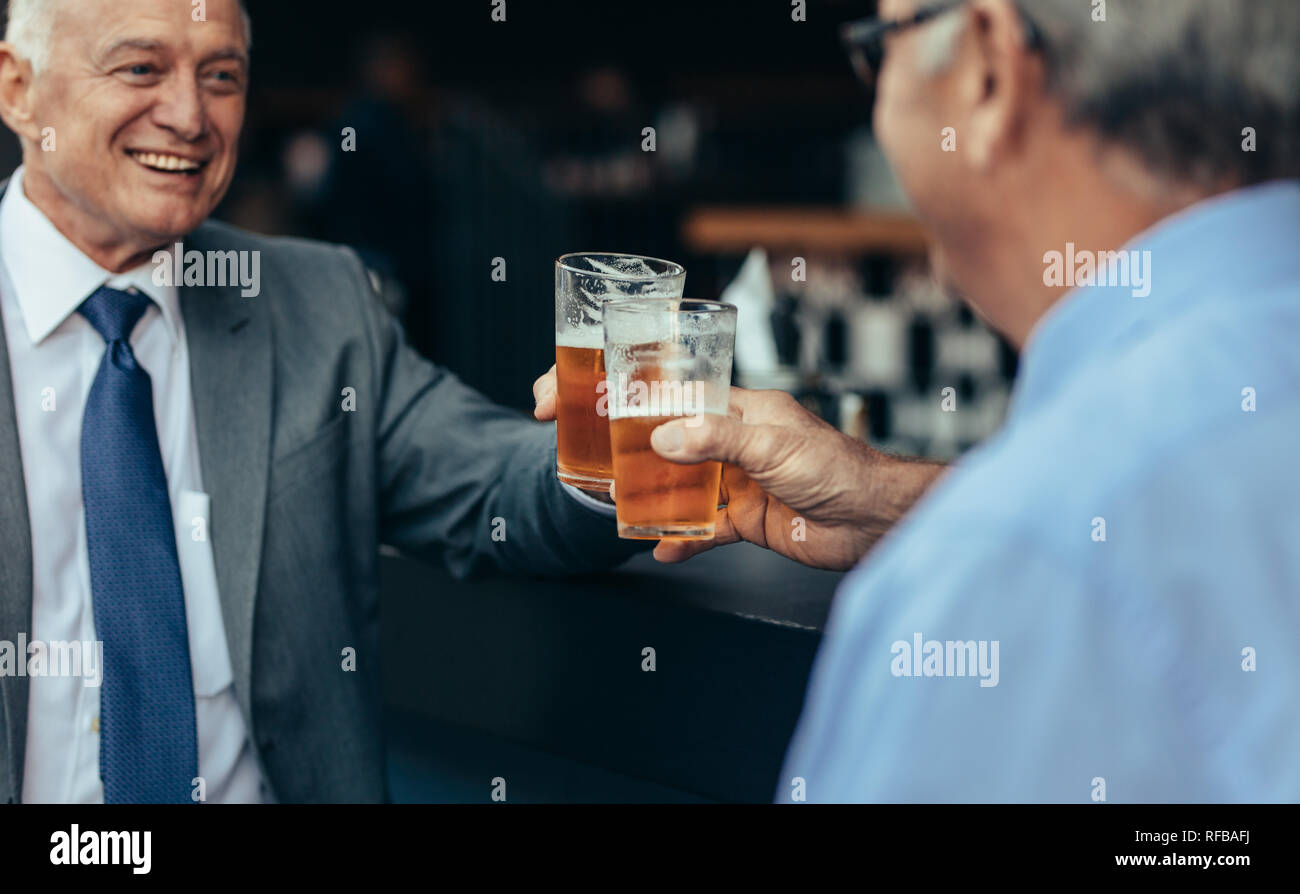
[0,43,41,143]
[956,0,1044,172]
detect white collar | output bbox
[0,166,181,346]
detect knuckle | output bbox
[771,390,800,412]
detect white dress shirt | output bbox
[0,167,268,803]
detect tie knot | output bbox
[78,286,155,344]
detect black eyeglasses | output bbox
[839,1,1045,86]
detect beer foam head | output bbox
[602,299,737,419]
[556,254,686,340]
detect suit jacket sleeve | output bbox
[339,246,648,579]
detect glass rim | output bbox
[602,297,736,315]
[555,252,686,281]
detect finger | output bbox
[719,462,752,506]
[651,506,737,563]
[726,385,758,414]
[533,365,557,420]
[650,414,799,475]
[653,538,716,563]
[653,509,740,561]
[723,385,790,419]
[532,364,556,402]
[710,506,740,546]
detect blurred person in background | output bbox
[294,30,436,328]
[537,0,1300,801]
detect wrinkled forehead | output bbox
[50,0,248,61]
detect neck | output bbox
[956,141,1229,348]
[16,168,172,274]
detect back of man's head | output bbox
[1021,0,1299,187]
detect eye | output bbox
[116,62,161,82]
[204,68,243,91]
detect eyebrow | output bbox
[97,38,249,69]
[201,48,250,68]
[99,38,166,59]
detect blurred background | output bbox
[0,0,1021,801]
[14,0,1013,460]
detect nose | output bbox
[150,74,208,143]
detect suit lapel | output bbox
[178,228,273,736]
[0,180,34,800]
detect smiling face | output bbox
[1,0,248,270]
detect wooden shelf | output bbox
[683,206,929,256]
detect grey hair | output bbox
[923,0,1300,187]
[5,0,252,74]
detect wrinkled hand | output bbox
[649,389,945,571]
[535,368,942,570]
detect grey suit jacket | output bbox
[0,193,644,802]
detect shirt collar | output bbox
[1009,179,1300,421]
[0,166,182,346]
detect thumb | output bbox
[650,414,796,474]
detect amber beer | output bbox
[610,415,722,539]
[554,253,687,492]
[602,298,737,540]
[555,344,611,488]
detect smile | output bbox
[128,150,206,174]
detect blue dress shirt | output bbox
[780,181,1300,802]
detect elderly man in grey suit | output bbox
[0,0,640,803]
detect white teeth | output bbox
[132,151,201,172]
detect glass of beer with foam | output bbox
[603,298,737,539]
[554,254,686,492]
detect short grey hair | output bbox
[5,0,252,74]
[923,0,1300,187]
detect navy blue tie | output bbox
[78,285,198,804]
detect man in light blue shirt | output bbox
[640,0,1300,800]
[777,180,1300,802]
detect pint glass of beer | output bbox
[603,299,737,539]
[554,254,686,491]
